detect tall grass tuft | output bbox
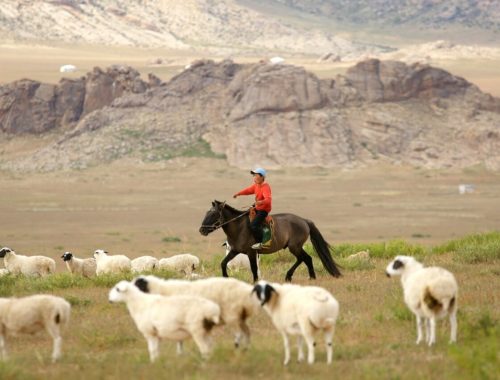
[432,231,500,263]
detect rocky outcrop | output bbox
[0,65,155,134]
[1,59,500,171]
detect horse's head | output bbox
[199,200,225,236]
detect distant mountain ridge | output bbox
[272,0,500,31]
[1,59,499,172]
[0,0,385,56]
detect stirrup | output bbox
[251,242,263,250]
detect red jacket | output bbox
[236,183,272,213]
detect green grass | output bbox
[162,236,182,243]
[329,239,426,259]
[432,231,500,263]
[0,232,498,379]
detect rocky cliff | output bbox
[1,59,499,171]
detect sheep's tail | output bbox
[307,220,341,277]
[424,283,457,313]
[423,287,445,312]
[54,300,71,327]
[203,311,220,332]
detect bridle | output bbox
[201,202,251,232]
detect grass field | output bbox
[0,233,498,380]
[0,157,499,379]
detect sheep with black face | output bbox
[61,252,96,277]
[386,255,458,346]
[0,247,55,277]
[252,281,339,365]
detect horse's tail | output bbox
[307,221,342,278]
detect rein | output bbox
[201,204,251,232]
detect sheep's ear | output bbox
[134,278,150,293]
[104,251,109,254]
[392,259,404,270]
[254,283,275,306]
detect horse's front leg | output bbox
[248,252,259,283]
[221,249,238,277]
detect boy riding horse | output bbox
[233,168,272,250]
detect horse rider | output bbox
[233,167,272,250]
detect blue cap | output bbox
[250,168,266,177]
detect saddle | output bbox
[249,207,274,247]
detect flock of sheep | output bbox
[0,245,458,366]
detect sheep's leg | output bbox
[221,250,238,277]
[425,318,431,344]
[233,331,242,348]
[52,336,62,363]
[176,341,184,355]
[304,335,315,364]
[324,327,334,364]
[46,324,62,362]
[297,335,304,362]
[449,309,458,344]
[281,332,291,365]
[146,336,160,362]
[191,333,213,359]
[428,318,436,346]
[237,319,251,349]
[0,334,7,360]
[416,316,424,344]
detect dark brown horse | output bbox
[199,200,341,282]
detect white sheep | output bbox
[61,252,96,277]
[222,241,261,277]
[252,281,339,365]
[131,256,159,273]
[385,256,458,346]
[133,275,260,349]
[0,247,55,277]
[93,249,131,275]
[109,280,220,361]
[0,294,71,362]
[158,253,200,275]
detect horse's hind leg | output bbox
[286,248,316,282]
[300,249,316,280]
[285,257,302,282]
[248,252,259,282]
[285,247,303,282]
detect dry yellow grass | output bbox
[0,160,498,379]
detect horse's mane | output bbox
[214,200,248,215]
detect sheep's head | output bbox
[94,249,108,259]
[109,280,131,303]
[386,256,413,277]
[133,276,150,293]
[252,281,277,306]
[61,252,73,261]
[0,247,12,258]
